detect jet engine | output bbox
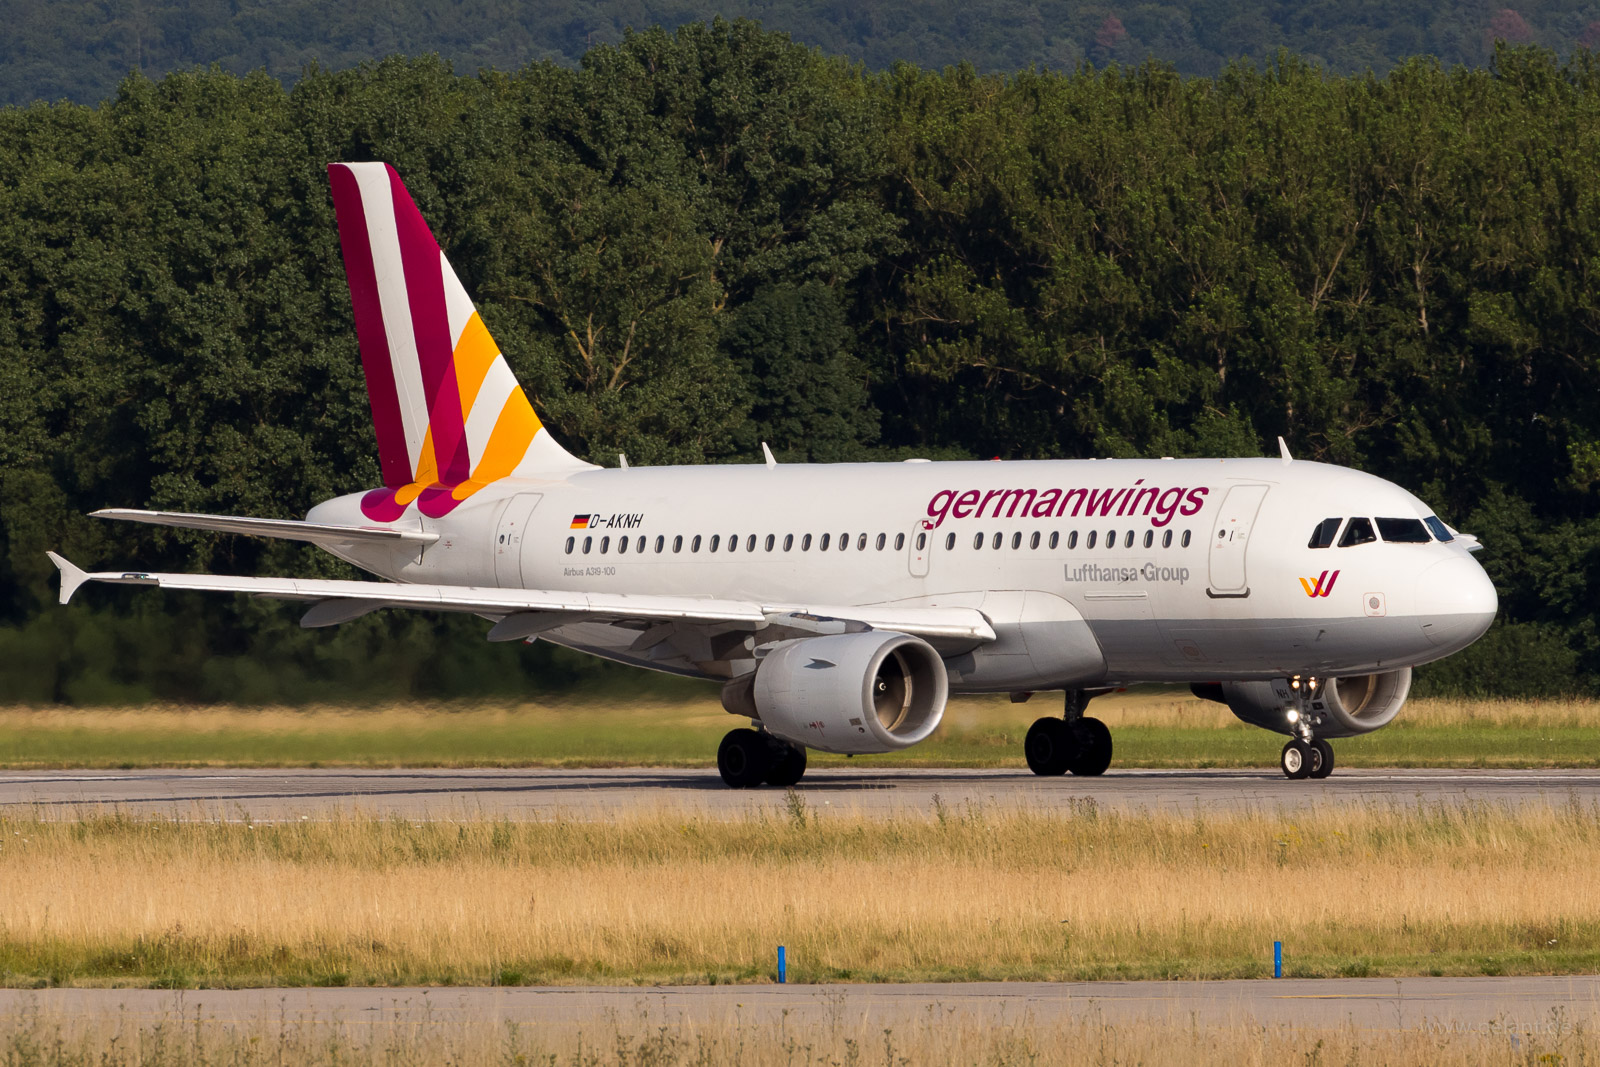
[1194,668,1412,738]
[724,631,949,754]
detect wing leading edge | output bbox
[44,553,998,645]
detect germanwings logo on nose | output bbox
[1300,570,1341,597]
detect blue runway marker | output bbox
[778,945,787,984]
[1274,941,1282,979]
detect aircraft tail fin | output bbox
[327,163,591,520]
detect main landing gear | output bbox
[1025,690,1113,777]
[717,728,808,788]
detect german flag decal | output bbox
[570,515,591,529]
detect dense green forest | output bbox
[2,22,1598,703]
[12,0,1600,106]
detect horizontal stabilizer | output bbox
[92,509,438,546]
[45,557,998,644]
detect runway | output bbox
[0,766,1596,818]
[3,977,1595,1034]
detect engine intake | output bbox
[1197,668,1412,738]
[731,632,949,754]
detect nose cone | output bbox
[1414,555,1497,652]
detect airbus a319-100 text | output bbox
[49,164,1498,784]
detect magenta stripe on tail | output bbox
[328,164,414,489]
[387,167,472,486]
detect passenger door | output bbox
[1207,484,1269,598]
[493,493,543,588]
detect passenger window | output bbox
[747,534,757,552]
[618,536,629,555]
[654,535,665,553]
[1124,530,1135,548]
[708,535,719,552]
[600,536,610,553]
[1011,532,1021,550]
[802,534,812,551]
[992,532,1003,549]
[1105,529,1116,548]
[728,534,739,552]
[857,533,867,551]
[1087,531,1097,549]
[1307,517,1342,549]
[839,533,849,551]
[583,536,593,554]
[1181,530,1191,548]
[673,535,683,553]
[565,537,574,554]
[1143,530,1153,549]
[783,534,794,551]
[945,533,956,550]
[1424,516,1454,542]
[1339,517,1377,547]
[1048,531,1058,549]
[876,533,886,551]
[915,532,926,550]
[690,535,701,552]
[973,532,984,550]
[1067,531,1077,549]
[820,533,831,551]
[1377,517,1430,543]
[765,534,775,552]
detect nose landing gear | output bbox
[1280,676,1335,780]
[1025,690,1113,777]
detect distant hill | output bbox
[6,0,1600,106]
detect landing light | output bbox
[1286,709,1300,724]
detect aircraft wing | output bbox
[91,509,439,546]
[44,553,997,644]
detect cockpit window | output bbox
[1424,516,1454,542]
[1307,517,1342,549]
[1338,517,1377,547]
[1376,517,1430,543]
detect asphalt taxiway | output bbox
[2,977,1595,1034]
[0,766,1595,818]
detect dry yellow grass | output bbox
[0,800,1596,986]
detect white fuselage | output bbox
[307,456,1498,690]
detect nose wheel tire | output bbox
[1309,739,1335,779]
[1025,717,1072,776]
[763,738,808,787]
[1069,717,1113,777]
[718,728,771,788]
[1281,739,1325,780]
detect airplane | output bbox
[47,163,1499,785]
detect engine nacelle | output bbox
[1200,668,1412,739]
[735,632,949,754]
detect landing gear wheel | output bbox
[1024,717,1073,776]
[1281,739,1314,780]
[1309,739,1334,779]
[718,728,770,788]
[1069,717,1113,777]
[763,739,807,787]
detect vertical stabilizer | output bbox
[327,163,591,520]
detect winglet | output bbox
[46,551,91,605]
[761,442,777,469]
[1278,436,1293,465]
